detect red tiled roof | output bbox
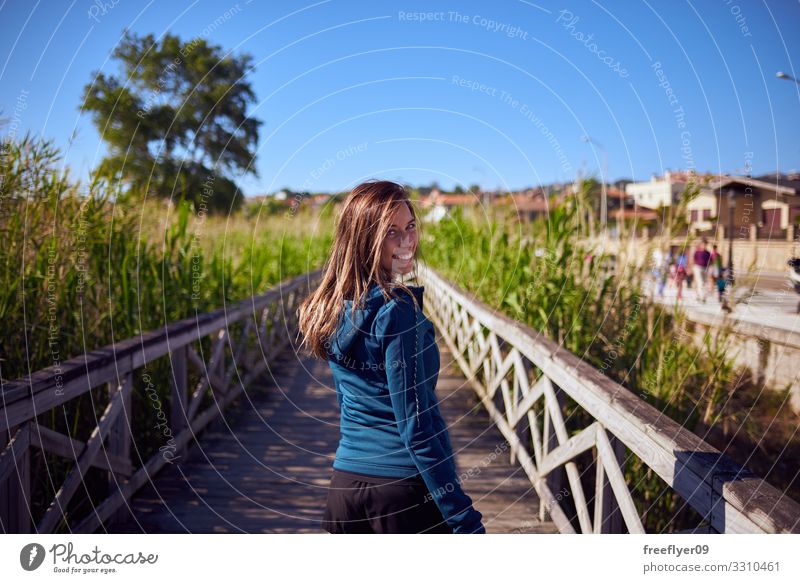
[441,194,479,204]
[606,187,627,199]
[608,207,659,221]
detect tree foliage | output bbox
[82,31,262,213]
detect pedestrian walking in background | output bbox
[674,251,688,301]
[716,265,728,304]
[692,238,711,303]
[651,247,669,299]
[710,244,724,300]
[708,243,722,296]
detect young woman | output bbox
[297,180,485,534]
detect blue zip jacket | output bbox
[326,281,485,534]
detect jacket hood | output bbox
[327,281,424,360]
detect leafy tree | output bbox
[82,31,262,213]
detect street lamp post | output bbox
[776,71,800,85]
[581,135,608,233]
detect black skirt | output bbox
[321,468,453,534]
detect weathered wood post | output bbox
[106,374,133,526]
[0,423,32,533]
[170,346,189,460]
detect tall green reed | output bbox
[0,134,332,530]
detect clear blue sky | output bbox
[1,0,799,196]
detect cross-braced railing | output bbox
[0,270,322,534]
[415,262,800,534]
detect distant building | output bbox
[624,171,687,209]
[686,173,800,239]
[605,186,633,213]
[417,187,480,221]
[754,172,800,231]
[310,193,332,208]
[613,178,633,192]
[603,186,658,235]
[685,189,718,232]
[493,188,565,223]
[607,206,659,223]
[420,188,480,209]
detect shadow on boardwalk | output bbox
[106,330,557,534]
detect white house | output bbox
[686,190,718,232]
[625,171,687,210]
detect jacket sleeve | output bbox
[423,335,458,478]
[429,391,458,478]
[381,298,485,534]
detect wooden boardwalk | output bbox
[106,330,557,534]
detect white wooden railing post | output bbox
[593,430,625,533]
[539,386,565,524]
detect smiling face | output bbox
[380,202,418,277]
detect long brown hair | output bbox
[297,179,423,360]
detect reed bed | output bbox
[0,135,333,529]
[420,198,799,532]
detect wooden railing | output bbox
[0,270,321,534]
[414,262,800,534]
[5,263,797,534]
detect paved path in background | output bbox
[645,275,800,334]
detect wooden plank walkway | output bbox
[106,329,557,534]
